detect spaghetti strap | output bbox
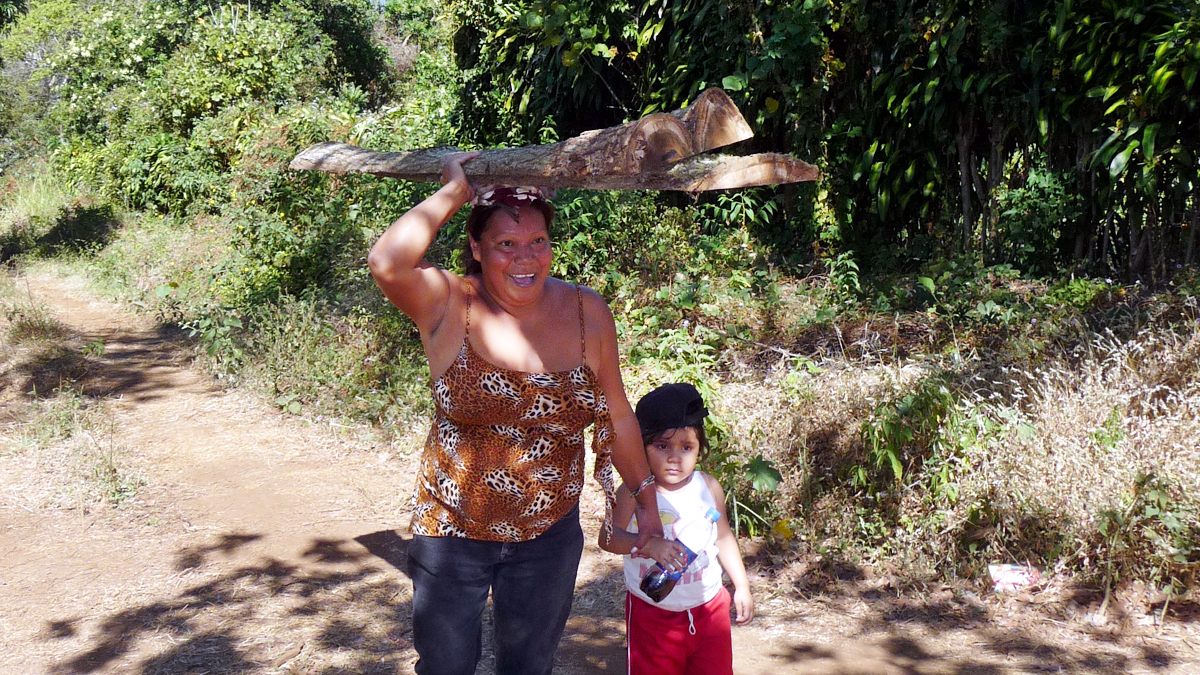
[464,283,473,337]
[576,285,586,363]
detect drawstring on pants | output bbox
[686,608,696,635]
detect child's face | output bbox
[645,427,700,491]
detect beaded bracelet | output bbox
[629,474,656,498]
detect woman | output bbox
[367,152,663,675]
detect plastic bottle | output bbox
[639,507,720,603]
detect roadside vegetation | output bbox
[0,0,1197,612]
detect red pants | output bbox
[625,588,733,675]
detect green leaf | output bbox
[1142,123,1159,161]
[744,455,782,493]
[889,452,903,482]
[1152,66,1176,93]
[1017,422,1037,440]
[721,74,747,91]
[1109,142,1139,177]
[519,12,543,29]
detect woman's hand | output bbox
[440,151,479,202]
[635,536,689,573]
[632,496,665,549]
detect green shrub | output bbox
[150,3,333,134]
[242,293,432,428]
[46,2,193,137]
[992,152,1081,276]
[859,374,957,489]
[1094,473,1199,590]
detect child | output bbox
[599,382,754,675]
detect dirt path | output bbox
[1,270,1198,675]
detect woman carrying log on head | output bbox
[367,152,664,675]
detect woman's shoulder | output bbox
[541,278,608,313]
[545,277,596,296]
[566,281,614,318]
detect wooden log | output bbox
[289,142,818,191]
[673,153,820,192]
[288,87,819,191]
[291,88,757,183]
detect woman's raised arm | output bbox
[367,152,479,333]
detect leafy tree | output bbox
[0,0,24,31]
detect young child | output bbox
[599,382,754,675]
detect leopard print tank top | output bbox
[410,285,617,542]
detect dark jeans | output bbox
[407,506,585,675]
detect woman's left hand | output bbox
[633,498,664,548]
[439,151,480,201]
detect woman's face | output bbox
[470,205,552,308]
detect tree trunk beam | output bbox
[288,88,817,191]
[289,142,818,191]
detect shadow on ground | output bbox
[0,205,119,263]
[43,529,1195,675]
[44,529,626,675]
[6,323,202,409]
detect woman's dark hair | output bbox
[462,199,556,276]
[642,424,711,461]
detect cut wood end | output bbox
[630,113,693,173]
[680,153,820,192]
[675,88,754,152]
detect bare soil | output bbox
[2,271,1198,675]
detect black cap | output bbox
[635,383,709,437]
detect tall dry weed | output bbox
[717,308,1198,587]
[952,323,1200,584]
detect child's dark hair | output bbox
[642,424,710,460]
[635,382,711,459]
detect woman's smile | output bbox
[510,272,537,287]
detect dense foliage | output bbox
[453,0,1200,280]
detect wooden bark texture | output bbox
[288,88,819,191]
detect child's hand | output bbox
[732,587,754,625]
[634,536,689,573]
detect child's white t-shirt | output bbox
[622,470,725,611]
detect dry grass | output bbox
[703,287,1200,591]
[952,324,1200,582]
